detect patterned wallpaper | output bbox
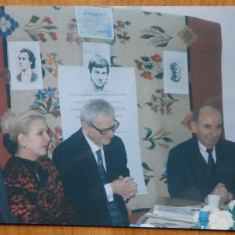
[0,6,221,210]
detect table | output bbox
[153,196,203,209]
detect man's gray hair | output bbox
[80,99,115,124]
[192,103,223,123]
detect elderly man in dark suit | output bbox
[167,103,235,205]
[52,99,137,226]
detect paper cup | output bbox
[208,194,220,208]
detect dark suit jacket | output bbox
[0,168,17,224]
[167,136,235,202]
[52,128,130,226]
[16,71,38,82]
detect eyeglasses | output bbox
[90,119,120,135]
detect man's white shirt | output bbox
[83,130,114,202]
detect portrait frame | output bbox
[7,41,43,91]
[163,50,188,94]
[0,4,233,235]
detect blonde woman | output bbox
[3,111,77,224]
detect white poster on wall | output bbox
[58,65,147,194]
[164,50,189,94]
[8,41,43,91]
[75,6,114,40]
[83,42,110,67]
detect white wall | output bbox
[141,6,235,142]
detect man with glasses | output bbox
[52,99,137,226]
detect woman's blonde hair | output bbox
[4,110,45,154]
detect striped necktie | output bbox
[206,148,215,175]
[96,149,108,184]
[96,149,124,226]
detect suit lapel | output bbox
[103,144,114,179]
[191,138,208,167]
[189,138,208,180]
[77,130,102,178]
[214,141,225,178]
[191,138,220,192]
[214,141,223,166]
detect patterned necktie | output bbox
[96,149,108,184]
[96,149,124,226]
[206,148,215,174]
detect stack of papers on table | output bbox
[136,205,201,228]
[153,205,200,223]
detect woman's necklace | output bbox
[34,167,40,182]
[16,156,41,182]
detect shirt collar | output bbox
[82,130,103,153]
[198,140,215,153]
[198,140,216,163]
